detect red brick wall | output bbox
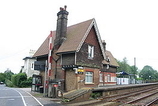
[64,67,100,91]
[65,69,77,91]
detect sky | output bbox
[0,0,158,73]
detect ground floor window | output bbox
[85,72,93,83]
[107,74,111,82]
[99,73,103,82]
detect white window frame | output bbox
[107,74,111,82]
[88,45,94,59]
[85,72,93,83]
[99,73,103,82]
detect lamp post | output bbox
[149,76,151,82]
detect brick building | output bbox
[33,6,119,92]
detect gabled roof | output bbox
[57,19,93,53]
[33,31,56,57]
[33,18,106,59]
[102,50,119,67]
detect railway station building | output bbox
[33,6,119,92]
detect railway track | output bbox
[145,97,158,106]
[123,90,158,106]
[84,86,158,106]
[65,85,158,106]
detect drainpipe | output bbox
[53,56,60,79]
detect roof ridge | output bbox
[67,18,94,28]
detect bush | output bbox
[11,73,31,87]
[20,78,32,87]
[17,73,27,87]
[5,79,14,87]
[0,73,6,82]
[11,75,18,86]
[90,92,101,99]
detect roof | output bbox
[57,19,93,53]
[33,31,56,57]
[102,50,119,67]
[34,18,106,59]
[23,56,35,60]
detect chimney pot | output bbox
[60,7,63,11]
[64,5,67,10]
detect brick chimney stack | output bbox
[54,6,69,50]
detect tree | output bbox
[130,65,138,79]
[139,65,158,81]
[16,73,27,87]
[117,57,138,78]
[0,73,6,82]
[4,70,14,80]
[11,73,29,87]
[117,57,130,72]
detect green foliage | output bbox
[11,73,31,87]
[20,80,32,87]
[62,99,70,102]
[139,65,158,81]
[0,73,6,82]
[20,77,32,87]
[0,70,32,87]
[0,70,14,85]
[4,71,14,81]
[11,75,18,86]
[117,57,138,78]
[16,73,27,87]
[5,79,14,87]
[90,92,101,99]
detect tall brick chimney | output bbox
[54,6,69,50]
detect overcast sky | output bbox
[0,0,158,73]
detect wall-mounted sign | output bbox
[78,69,84,72]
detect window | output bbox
[88,45,94,59]
[107,74,111,82]
[31,63,34,70]
[99,73,103,82]
[85,72,93,83]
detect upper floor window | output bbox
[88,45,94,59]
[31,62,34,70]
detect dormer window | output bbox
[88,45,94,59]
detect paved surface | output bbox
[0,84,64,106]
[1,83,151,106]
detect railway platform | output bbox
[62,83,158,105]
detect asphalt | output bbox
[20,83,158,106]
[20,88,63,106]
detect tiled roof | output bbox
[102,50,119,67]
[33,31,56,57]
[33,19,93,57]
[57,19,93,53]
[33,18,119,68]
